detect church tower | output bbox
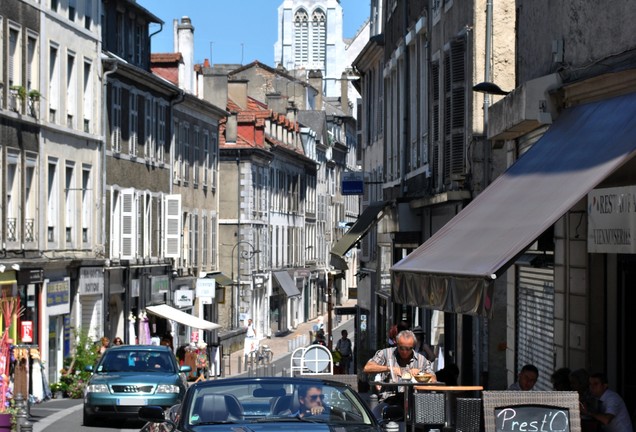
[274,0,346,98]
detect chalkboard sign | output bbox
[494,404,570,432]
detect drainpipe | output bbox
[169,90,186,190]
[480,0,494,387]
[102,59,118,254]
[401,0,410,195]
[483,0,493,186]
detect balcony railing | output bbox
[6,218,17,242]
[25,219,35,242]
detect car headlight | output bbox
[85,384,109,393]
[156,384,181,394]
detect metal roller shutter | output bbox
[516,266,554,391]
[81,294,103,341]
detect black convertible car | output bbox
[139,376,390,431]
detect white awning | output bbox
[146,304,221,330]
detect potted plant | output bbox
[27,89,41,101]
[9,85,26,101]
[8,86,26,112]
[0,398,18,431]
[49,382,67,399]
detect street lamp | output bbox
[230,241,261,329]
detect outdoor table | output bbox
[371,380,443,432]
[414,385,484,429]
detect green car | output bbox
[83,345,191,426]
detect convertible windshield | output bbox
[184,379,375,426]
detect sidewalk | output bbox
[225,300,357,377]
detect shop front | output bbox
[392,93,636,389]
[43,278,71,385]
[270,271,301,335]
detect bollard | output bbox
[368,394,378,412]
[385,421,400,432]
[18,420,32,432]
[14,393,28,431]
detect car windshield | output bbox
[183,379,375,428]
[97,349,175,373]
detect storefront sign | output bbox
[150,275,169,294]
[21,321,33,343]
[79,267,104,295]
[196,278,216,298]
[46,279,70,315]
[494,406,570,432]
[588,185,636,253]
[174,289,193,307]
[17,269,44,285]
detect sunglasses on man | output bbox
[307,394,325,402]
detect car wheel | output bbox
[83,408,97,427]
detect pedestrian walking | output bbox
[335,330,353,374]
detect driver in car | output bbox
[287,385,327,417]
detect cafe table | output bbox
[371,380,443,432]
[413,385,484,430]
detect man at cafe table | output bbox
[364,330,436,418]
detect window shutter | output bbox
[164,194,181,258]
[120,189,135,259]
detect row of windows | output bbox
[174,119,218,190]
[1,150,38,246]
[110,83,168,162]
[51,0,94,31]
[46,157,94,247]
[184,211,218,272]
[383,35,467,188]
[1,16,97,131]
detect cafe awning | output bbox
[272,271,301,297]
[392,92,636,317]
[208,272,232,286]
[330,201,391,270]
[146,304,221,330]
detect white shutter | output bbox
[164,194,181,258]
[120,189,135,259]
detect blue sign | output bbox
[342,179,364,195]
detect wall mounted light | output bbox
[0,265,5,273]
[11,264,20,271]
[472,81,510,95]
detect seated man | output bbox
[363,330,436,419]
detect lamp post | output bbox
[230,241,260,329]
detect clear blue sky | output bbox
[137,0,370,67]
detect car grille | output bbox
[111,385,154,394]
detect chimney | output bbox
[175,17,195,93]
[340,72,350,116]
[266,93,286,116]
[225,113,238,144]
[202,72,228,112]
[307,69,323,110]
[228,79,248,110]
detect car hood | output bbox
[89,372,182,386]
[172,424,377,432]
